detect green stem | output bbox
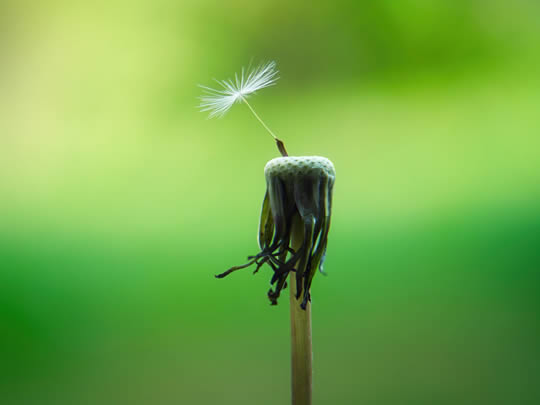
[289,219,313,405]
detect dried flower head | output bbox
[217,156,335,309]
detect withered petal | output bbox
[258,191,274,250]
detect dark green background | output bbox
[1,1,539,404]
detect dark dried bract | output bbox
[216,156,335,309]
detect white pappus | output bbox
[198,61,287,155]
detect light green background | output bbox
[1,1,539,404]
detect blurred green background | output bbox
[1,1,540,404]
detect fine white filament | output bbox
[198,61,280,140]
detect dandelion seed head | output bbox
[216,155,335,309]
[198,61,279,118]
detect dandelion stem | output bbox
[241,97,288,157]
[289,217,312,405]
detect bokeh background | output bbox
[1,1,540,404]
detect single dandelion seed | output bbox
[198,61,288,156]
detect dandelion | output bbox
[199,62,336,405]
[216,156,335,310]
[198,61,288,156]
